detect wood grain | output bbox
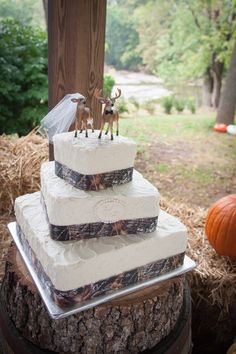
[48,0,106,159]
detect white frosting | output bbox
[41,161,160,225]
[15,192,187,291]
[53,131,137,175]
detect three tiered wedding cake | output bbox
[15,130,187,307]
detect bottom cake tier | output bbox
[14,192,187,307]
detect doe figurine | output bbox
[71,97,94,138]
[94,88,121,140]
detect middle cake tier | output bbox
[41,161,160,241]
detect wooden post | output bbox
[48,0,106,160]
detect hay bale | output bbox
[160,198,236,312]
[160,198,236,352]
[0,131,48,214]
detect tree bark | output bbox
[202,69,213,107]
[211,60,224,108]
[216,40,236,124]
[1,245,186,354]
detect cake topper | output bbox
[94,88,121,140]
[71,97,94,138]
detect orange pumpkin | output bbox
[213,123,227,133]
[205,194,236,260]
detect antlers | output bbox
[94,88,122,101]
[94,88,104,101]
[113,88,121,100]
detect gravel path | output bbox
[105,68,171,101]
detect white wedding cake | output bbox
[15,131,187,307]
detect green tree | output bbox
[216,39,236,124]
[103,74,116,97]
[0,19,48,135]
[134,1,171,75]
[0,0,46,27]
[105,5,142,70]
[134,0,236,107]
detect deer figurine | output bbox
[94,88,121,140]
[71,97,94,138]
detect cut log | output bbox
[0,245,190,354]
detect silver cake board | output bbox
[8,222,196,320]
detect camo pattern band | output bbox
[49,217,158,241]
[16,224,185,308]
[55,161,133,191]
[41,195,158,241]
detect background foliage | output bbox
[107,0,236,79]
[103,74,116,96]
[0,19,48,135]
[0,0,45,27]
[107,0,236,110]
[1,0,236,134]
[105,4,142,70]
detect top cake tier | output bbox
[53,131,137,190]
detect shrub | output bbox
[161,96,174,114]
[174,98,185,113]
[142,100,156,115]
[103,74,115,97]
[0,19,48,135]
[129,96,140,110]
[116,97,129,114]
[187,97,196,114]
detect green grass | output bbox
[120,111,236,207]
[175,164,214,185]
[154,163,171,173]
[120,112,216,142]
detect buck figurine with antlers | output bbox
[71,96,94,138]
[94,88,121,140]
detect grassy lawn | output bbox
[120,111,236,208]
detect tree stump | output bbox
[0,245,190,354]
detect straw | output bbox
[0,130,48,214]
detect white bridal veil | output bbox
[39,93,85,143]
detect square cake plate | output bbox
[8,222,196,320]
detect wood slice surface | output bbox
[1,245,186,354]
